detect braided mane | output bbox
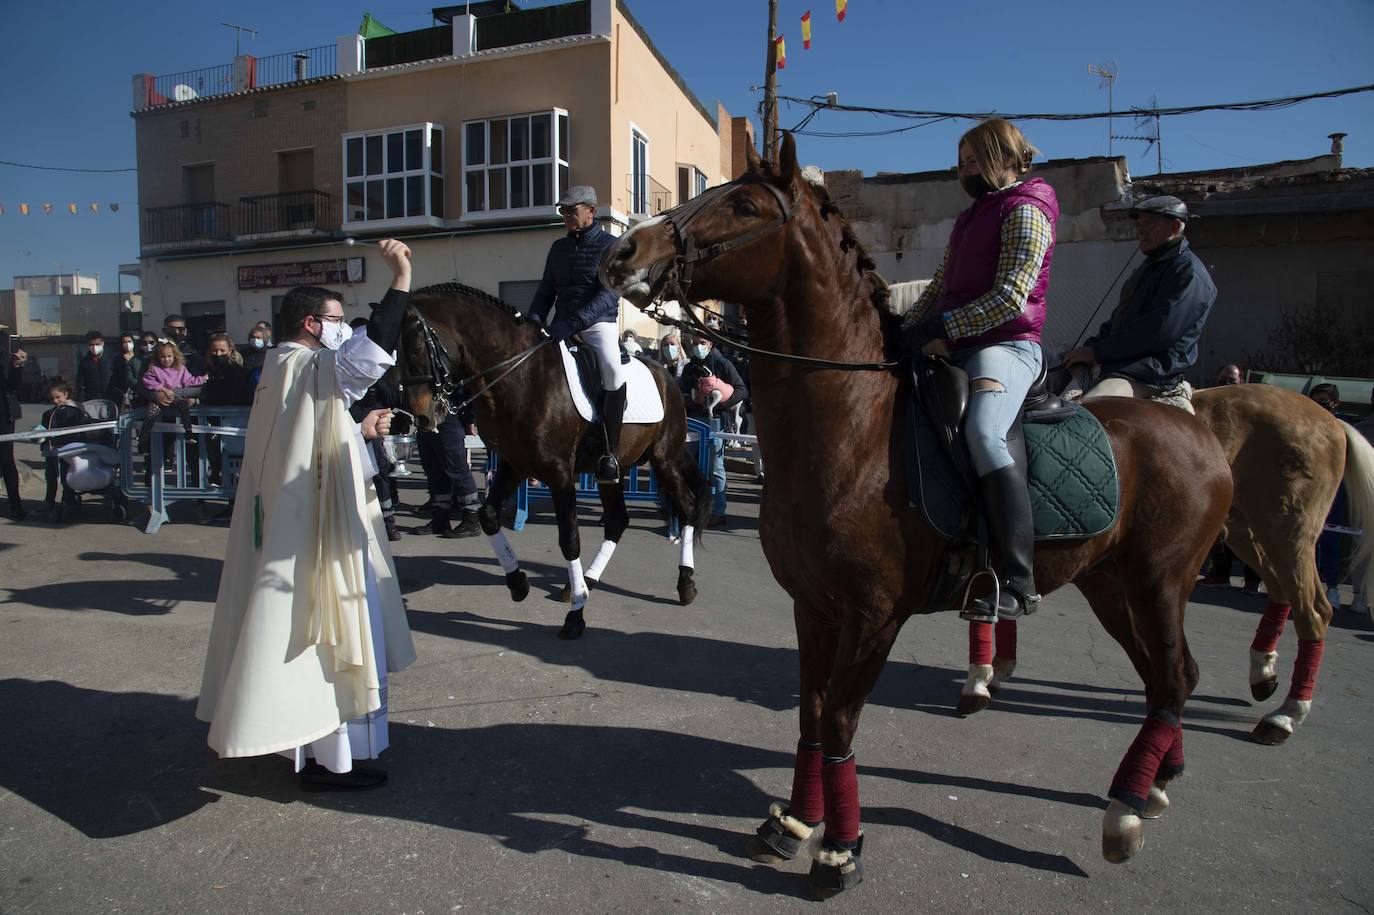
[412,280,518,317]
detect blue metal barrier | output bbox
[119,406,251,533]
[505,417,714,531]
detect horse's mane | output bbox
[798,172,897,335]
[412,280,518,318]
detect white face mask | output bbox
[250,337,266,350]
[692,344,710,360]
[142,342,156,353]
[665,344,678,360]
[315,320,349,351]
[90,344,104,356]
[123,341,134,353]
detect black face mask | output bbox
[960,174,995,199]
[210,354,231,369]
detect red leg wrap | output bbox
[994,619,1017,661]
[1250,602,1291,654]
[1159,719,1184,780]
[969,620,994,666]
[1288,638,1324,701]
[789,742,824,825]
[1108,714,1177,813]
[821,755,861,845]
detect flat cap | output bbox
[557,185,598,208]
[1128,195,1189,220]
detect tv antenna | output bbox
[1087,61,1118,156]
[1113,94,1164,175]
[220,22,258,57]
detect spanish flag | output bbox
[801,11,812,48]
[775,34,786,69]
[836,0,847,22]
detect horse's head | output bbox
[602,132,821,309]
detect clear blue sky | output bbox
[1,0,1370,296]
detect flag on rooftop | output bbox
[802,12,812,49]
[836,0,847,22]
[358,12,395,39]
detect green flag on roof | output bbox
[359,12,396,38]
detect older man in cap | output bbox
[1062,195,1217,410]
[526,186,629,482]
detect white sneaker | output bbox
[1325,586,1342,610]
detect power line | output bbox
[775,81,1374,125]
[0,160,137,174]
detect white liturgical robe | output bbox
[196,329,416,770]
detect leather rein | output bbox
[649,175,901,374]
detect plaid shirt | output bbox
[905,204,1054,341]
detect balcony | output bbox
[238,190,338,239]
[627,173,672,218]
[135,45,337,110]
[142,203,233,251]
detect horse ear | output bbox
[745,140,763,175]
[778,132,800,187]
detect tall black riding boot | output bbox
[596,384,627,484]
[963,463,1040,623]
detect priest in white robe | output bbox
[197,239,418,790]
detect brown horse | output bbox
[964,384,1374,744]
[601,134,1233,897]
[396,283,711,638]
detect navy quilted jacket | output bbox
[527,223,621,332]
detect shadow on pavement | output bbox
[0,551,222,615]
[0,678,1090,889]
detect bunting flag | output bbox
[67,203,78,215]
[801,11,812,48]
[0,203,4,215]
[110,203,120,212]
[90,202,99,214]
[0,201,131,216]
[42,203,52,214]
[19,203,28,215]
[836,0,847,22]
[775,34,786,69]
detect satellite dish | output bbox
[172,84,199,102]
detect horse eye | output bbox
[734,199,758,217]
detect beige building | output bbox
[14,273,100,296]
[131,0,751,346]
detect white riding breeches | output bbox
[577,321,630,391]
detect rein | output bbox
[650,176,902,374]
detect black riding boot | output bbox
[962,463,1040,623]
[596,385,627,484]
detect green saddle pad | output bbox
[905,399,1120,541]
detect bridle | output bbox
[645,175,901,373]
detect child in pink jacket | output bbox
[141,341,208,436]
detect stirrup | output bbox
[595,453,621,483]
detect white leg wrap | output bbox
[1261,697,1311,734]
[568,558,589,612]
[1249,648,1278,685]
[990,657,1016,690]
[680,525,696,570]
[486,532,520,574]
[963,663,993,699]
[1103,798,1142,838]
[586,540,618,581]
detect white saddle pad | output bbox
[560,343,665,424]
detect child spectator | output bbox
[38,379,84,521]
[202,333,252,407]
[141,341,207,437]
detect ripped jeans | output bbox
[950,340,1043,478]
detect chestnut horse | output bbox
[601,134,1233,897]
[962,384,1374,745]
[396,283,711,639]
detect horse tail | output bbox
[1340,420,1374,602]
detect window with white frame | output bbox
[630,128,649,215]
[463,109,569,217]
[677,164,708,205]
[343,123,445,225]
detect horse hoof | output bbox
[745,834,793,865]
[748,804,812,864]
[1102,799,1144,863]
[1250,720,1292,746]
[677,566,697,606]
[957,692,990,717]
[558,611,586,640]
[506,571,530,602]
[1250,678,1278,702]
[1141,782,1170,819]
[808,840,864,900]
[989,657,1016,694]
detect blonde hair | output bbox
[153,341,184,369]
[959,118,1039,189]
[207,332,243,366]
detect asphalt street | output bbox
[1,456,1371,914]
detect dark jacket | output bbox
[527,223,621,333]
[178,342,206,377]
[201,360,253,407]
[1,362,22,423]
[1086,236,1217,386]
[75,352,115,402]
[107,353,148,406]
[679,348,748,421]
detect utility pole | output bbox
[762,0,779,161]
